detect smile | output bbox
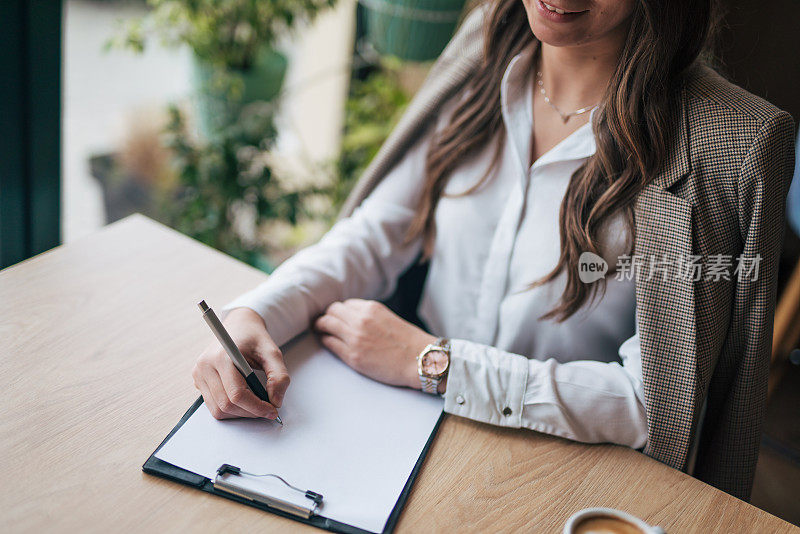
[542,2,584,14]
[537,0,588,17]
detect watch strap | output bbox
[420,376,439,395]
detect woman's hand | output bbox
[192,307,290,420]
[312,299,437,389]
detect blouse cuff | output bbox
[443,338,528,428]
[222,288,296,348]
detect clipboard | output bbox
[143,396,444,534]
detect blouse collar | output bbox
[500,42,598,178]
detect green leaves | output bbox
[161,100,323,268]
[334,64,410,209]
[111,0,338,69]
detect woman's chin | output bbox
[523,2,597,48]
[530,26,591,48]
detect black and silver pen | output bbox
[198,300,283,425]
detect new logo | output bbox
[578,252,608,283]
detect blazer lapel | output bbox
[636,84,698,470]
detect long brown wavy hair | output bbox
[405,0,721,321]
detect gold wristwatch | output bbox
[417,337,450,395]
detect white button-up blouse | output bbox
[226,46,649,449]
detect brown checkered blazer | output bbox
[339,7,796,500]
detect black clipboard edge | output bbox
[142,396,445,534]
[384,409,445,532]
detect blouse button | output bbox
[455,395,465,405]
[502,407,512,416]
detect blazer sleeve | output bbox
[693,110,796,500]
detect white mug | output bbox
[563,507,666,534]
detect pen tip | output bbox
[198,300,209,312]
[276,415,283,425]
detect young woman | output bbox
[192,0,795,500]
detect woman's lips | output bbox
[536,0,588,22]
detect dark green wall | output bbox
[0,0,62,269]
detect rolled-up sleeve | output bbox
[443,333,649,449]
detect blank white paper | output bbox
[155,332,443,533]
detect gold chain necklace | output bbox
[535,70,599,124]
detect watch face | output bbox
[422,349,448,377]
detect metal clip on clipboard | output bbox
[213,464,324,519]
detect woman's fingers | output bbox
[205,366,264,419]
[192,308,292,419]
[195,377,226,419]
[313,312,353,340]
[194,357,234,419]
[216,358,277,419]
[318,333,350,360]
[253,343,291,409]
[196,375,248,419]
[325,300,358,322]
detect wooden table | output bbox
[1,215,795,533]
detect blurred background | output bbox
[57,0,444,270]
[1,0,799,526]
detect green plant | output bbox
[334,60,411,210]
[109,0,336,69]
[162,101,326,267]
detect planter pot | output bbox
[90,152,165,224]
[91,151,278,274]
[191,46,288,137]
[362,0,466,62]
